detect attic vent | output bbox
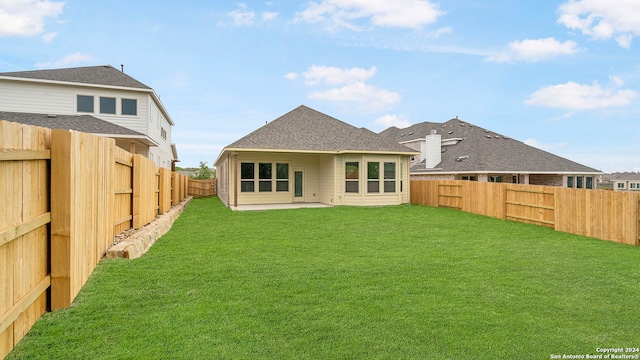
[400,133,405,137]
[494,135,500,139]
[486,135,492,138]
[484,129,490,133]
[460,123,465,126]
[47,114,56,118]
[455,155,469,162]
[448,131,453,134]
[409,132,413,135]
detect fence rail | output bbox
[411,180,640,247]
[0,120,195,358]
[188,178,217,198]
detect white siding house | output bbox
[0,65,177,168]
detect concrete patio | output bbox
[231,203,332,211]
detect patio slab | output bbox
[231,203,332,211]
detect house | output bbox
[379,118,602,188]
[0,65,177,168]
[214,105,419,208]
[608,172,640,192]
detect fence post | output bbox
[50,129,73,310]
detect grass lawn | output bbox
[8,197,640,359]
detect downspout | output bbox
[233,153,238,208]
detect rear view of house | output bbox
[215,105,419,208]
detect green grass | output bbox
[8,197,640,359]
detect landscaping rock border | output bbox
[106,196,192,259]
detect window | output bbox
[618,182,625,189]
[276,163,289,192]
[586,176,593,189]
[489,176,502,183]
[384,162,396,193]
[462,176,477,181]
[77,95,94,113]
[345,162,359,193]
[240,163,254,192]
[367,162,380,193]
[161,127,167,140]
[100,97,116,114]
[259,163,272,192]
[122,98,137,115]
[567,176,574,188]
[576,176,583,189]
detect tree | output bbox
[193,161,214,180]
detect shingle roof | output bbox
[608,172,640,181]
[380,118,600,173]
[0,111,145,136]
[226,105,417,154]
[0,65,151,89]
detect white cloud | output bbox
[262,11,278,21]
[525,80,638,110]
[229,3,255,26]
[41,31,56,42]
[296,0,444,31]
[303,65,376,85]
[308,81,401,111]
[524,138,566,151]
[283,72,298,80]
[0,0,64,38]
[35,52,93,68]
[558,0,640,48]
[372,114,411,129]
[486,38,579,63]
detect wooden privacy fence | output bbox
[411,180,640,246]
[188,178,217,198]
[0,120,192,358]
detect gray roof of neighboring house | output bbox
[380,118,601,173]
[0,65,151,90]
[0,111,145,136]
[608,172,640,181]
[226,105,417,154]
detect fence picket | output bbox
[1,120,194,357]
[411,180,640,246]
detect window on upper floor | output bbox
[100,97,116,114]
[161,127,167,140]
[77,95,94,113]
[122,98,137,115]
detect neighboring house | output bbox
[0,65,177,168]
[380,118,602,188]
[215,105,418,208]
[608,172,640,192]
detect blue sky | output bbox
[1,0,639,172]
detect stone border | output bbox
[106,196,192,259]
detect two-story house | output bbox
[0,65,177,168]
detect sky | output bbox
[1,0,639,172]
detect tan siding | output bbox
[234,152,322,205]
[318,155,336,205]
